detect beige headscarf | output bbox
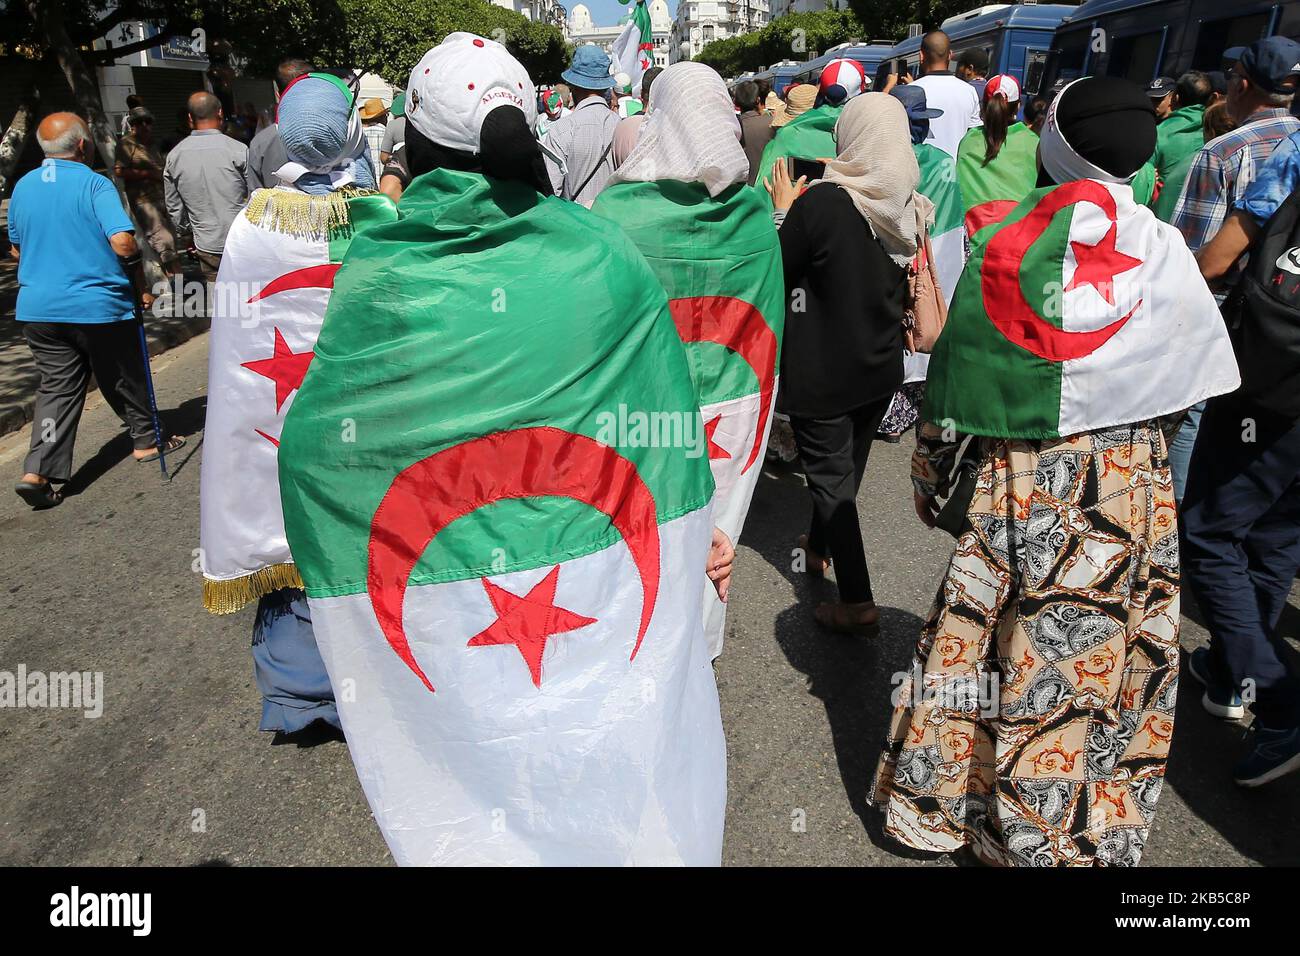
[817,92,934,267]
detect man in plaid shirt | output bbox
[1165,38,1300,502]
[1172,37,1300,258]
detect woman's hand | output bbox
[914,491,939,529]
[764,160,807,213]
[707,528,735,603]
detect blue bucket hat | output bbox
[562,45,615,91]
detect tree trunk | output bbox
[0,90,37,198]
[25,0,166,289]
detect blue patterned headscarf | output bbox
[274,73,376,194]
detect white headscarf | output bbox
[817,93,932,268]
[606,62,749,198]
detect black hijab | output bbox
[1036,76,1157,187]
[406,106,553,195]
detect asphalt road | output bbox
[1,332,1297,867]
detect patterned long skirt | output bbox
[870,423,1180,866]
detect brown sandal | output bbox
[814,600,880,636]
[796,533,832,577]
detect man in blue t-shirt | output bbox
[7,112,182,510]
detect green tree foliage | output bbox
[693,2,979,78]
[221,0,570,87]
[4,0,569,88]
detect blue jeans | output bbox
[1181,396,1300,730]
[1168,400,1204,503]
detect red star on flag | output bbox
[468,565,598,688]
[241,328,315,413]
[704,414,731,461]
[1065,221,1142,306]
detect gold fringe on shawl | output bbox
[203,563,304,615]
[204,186,374,615]
[243,186,375,241]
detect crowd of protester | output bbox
[6,24,1300,866]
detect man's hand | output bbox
[707,528,735,603]
[914,491,939,528]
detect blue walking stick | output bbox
[134,302,168,478]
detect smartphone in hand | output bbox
[788,157,826,183]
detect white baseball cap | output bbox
[406,32,537,154]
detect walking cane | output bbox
[133,301,169,479]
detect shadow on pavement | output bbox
[746,462,939,861]
[1165,647,1300,866]
[271,720,346,749]
[59,396,206,498]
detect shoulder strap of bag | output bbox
[571,139,614,200]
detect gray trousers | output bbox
[23,321,160,482]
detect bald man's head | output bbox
[187,92,223,129]
[921,31,952,70]
[36,112,90,161]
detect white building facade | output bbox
[669,0,771,64]
[567,2,673,70]
[491,0,568,28]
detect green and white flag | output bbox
[955,121,1039,238]
[926,179,1239,439]
[593,179,783,658]
[610,0,655,90]
[916,141,965,306]
[278,169,725,865]
[908,142,966,384]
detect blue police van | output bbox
[750,60,806,96]
[890,4,1077,92]
[791,42,897,88]
[1040,0,1300,92]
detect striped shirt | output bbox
[1170,108,1300,252]
[542,96,619,206]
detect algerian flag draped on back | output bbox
[611,0,655,90]
[278,168,725,866]
[592,180,783,658]
[955,121,1039,238]
[199,190,396,612]
[926,179,1239,439]
[916,141,965,305]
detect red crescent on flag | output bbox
[247,263,341,303]
[964,199,1019,238]
[669,296,777,474]
[366,427,661,693]
[981,179,1139,362]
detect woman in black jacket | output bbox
[766,92,926,634]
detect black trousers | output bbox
[1181,395,1300,730]
[23,320,159,482]
[789,396,892,604]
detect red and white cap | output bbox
[406,33,537,154]
[818,58,868,103]
[984,73,1021,104]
